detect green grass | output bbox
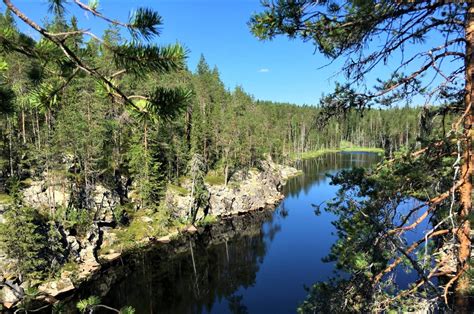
[198,214,218,226]
[227,181,241,189]
[0,193,12,204]
[20,178,34,188]
[167,183,189,196]
[293,147,384,160]
[115,210,169,247]
[204,174,226,186]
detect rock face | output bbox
[22,179,119,224]
[166,157,299,218]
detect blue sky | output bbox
[2,0,461,106]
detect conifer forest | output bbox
[0,1,472,313]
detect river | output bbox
[83,152,381,313]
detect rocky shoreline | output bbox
[0,158,300,310]
[61,208,276,312]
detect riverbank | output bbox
[60,208,276,313]
[0,157,301,311]
[292,146,384,160]
[69,151,383,313]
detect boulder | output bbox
[93,185,120,224]
[99,252,121,263]
[184,225,198,234]
[66,236,81,262]
[76,259,101,282]
[0,285,21,308]
[165,189,192,219]
[38,278,75,298]
[101,228,118,250]
[77,225,101,267]
[157,235,171,243]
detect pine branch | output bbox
[147,86,193,121]
[2,0,141,111]
[128,7,162,40]
[112,43,187,75]
[74,1,162,41]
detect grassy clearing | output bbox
[113,210,170,249]
[293,147,384,160]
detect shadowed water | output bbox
[99,152,381,313]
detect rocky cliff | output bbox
[0,158,299,310]
[165,157,300,218]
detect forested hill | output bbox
[0,15,419,200]
[0,11,423,204]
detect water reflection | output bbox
[101,212,276,314]
[284,152,381,197]
[99,152,381,313]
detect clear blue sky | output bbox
[2,0,457,106]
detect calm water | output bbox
[100,152,381,313]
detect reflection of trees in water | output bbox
[97,153,382,313]
[284,152,381,197]
[227,294,249,314]
[264,220,282,243]
[101,211,280,314]
[278,202,289,218]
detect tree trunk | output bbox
[189,172,195,219]
[457,4,474,292]
[7,118,13,177]
[21,109,26,145]
[35,110,41,149]
[143,121,148,152]
[185,104,192,150]
[224,162,229,187]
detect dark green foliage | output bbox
[297,136,458,311]
[113,43,187,75]
[128,7,162,40]
[147,86,193,121]
[0,206,64,279]
[0,85,14,114]
[187,154,208,222]
[47,0,65,16]
[0,5,453,307]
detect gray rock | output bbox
[0,283,22,308]
[22,177,119,223]
[165,157,299,218]
[38,277,75,298]
[66,236,81,262]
